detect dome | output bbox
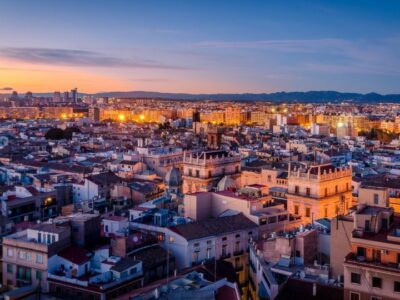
[217,175,236,191]
[165,167,181,187]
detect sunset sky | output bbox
[0,0,399,94]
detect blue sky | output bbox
[0,0,399,93]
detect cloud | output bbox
[0,47,190,70]
[195,38,348,52]
[195,37,400,76]
[0,87,13,91]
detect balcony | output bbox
[235,264,244,272]
[344,252,400,273]
[220,252,231,260]
[233,249,244,256]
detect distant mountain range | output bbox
[4,90,400,103]
[92,91,400,103]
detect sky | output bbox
[0,0,399,94]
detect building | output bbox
[343,205,400,300]
[286,162,352,224]
[2,222,71,292]
[182,150,241,193]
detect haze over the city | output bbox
[1,0,400,94]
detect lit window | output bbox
[7,248,13,257]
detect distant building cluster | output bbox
[0,91,399,299]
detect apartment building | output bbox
[286,162,352,224]
[2,222,71,292]
[343,205,400,300]
[182,150,241,193]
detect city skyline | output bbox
[1,0,400,94]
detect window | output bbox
[129,267,137,275]
[295,186,299,194]
[36,254,43,264]
[294,205,299,215]
[394,281,400,292]
[324,207,328,218]
[350,292,360,300]
[189,169,192,176]
[19,251,26,260]
[357,247,366,257]
[195,170,200,177]
[7,264,12,274]
[169,236,175,243]
[306,188,310,196]
[38,232,41,243]
[36,270,42,280]
[194,242,200,247]
[235,241,240,253]
[305,207,311,218]
[373,194,379,205]
[105,225,109,232]
[208,171,211,177]
[7,248,13,257]
[192,250,199,262]
[267,175,271,182]
[222,244,227,256]
[324,188,328,197]
[372,277,382,288]
[335,185,338,193]
[206,248,211,259]
[351,272,361,284]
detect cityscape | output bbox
[1,1,400,300]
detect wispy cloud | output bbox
[131,78,172,82]
[195,37,400,76]
[0,87,13,91]
[195,38,349,52]
[0,47,191,70]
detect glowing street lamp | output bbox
[118,114,126,122]
[139,114,145,121]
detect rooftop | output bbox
[169,213,257,241]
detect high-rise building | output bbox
[71,88,78,103]
[63,91,69,102]
[53,91,62,103]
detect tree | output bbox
[63,126,81,139]
[45,128,65,140]
[45,127,81,140]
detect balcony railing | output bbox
[233,250,244,256]
[235,264,244,272]
[220,252,231,260]
[344,253,400,273]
